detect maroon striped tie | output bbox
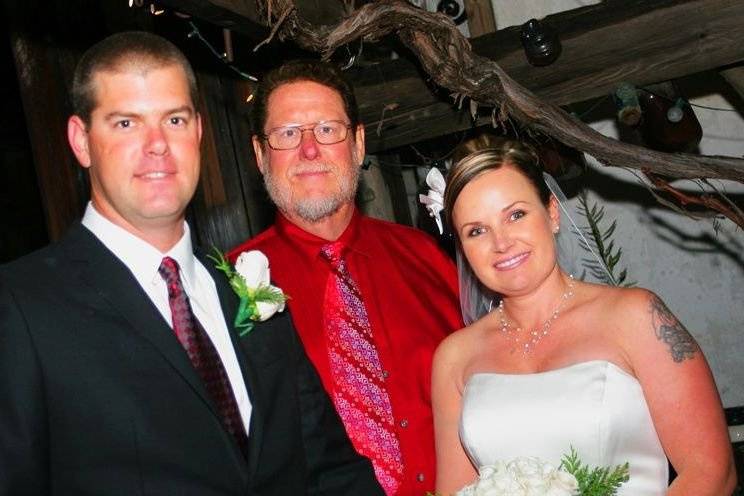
[158,257,248,455]
[320,242,404,495]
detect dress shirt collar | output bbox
[81,202,196,288]
[275,207,368,259]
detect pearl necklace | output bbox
[497,275,575,354]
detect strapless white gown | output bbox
[460,360,668,495]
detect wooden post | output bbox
[189,74,272,251]
[358,157,396,222]
[464,0,496,37]
[377,153,414,226]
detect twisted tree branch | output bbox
[255,0,744,226]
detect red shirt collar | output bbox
[274,207,368,259]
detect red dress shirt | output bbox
[229,209,462,495]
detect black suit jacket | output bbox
[0,223,382,496]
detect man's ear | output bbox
[353,123,366,165]
[252,135,267,174]
[67,115,91,168]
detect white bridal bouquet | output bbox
[453,448,629,496]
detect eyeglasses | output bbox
[262,120,352,150]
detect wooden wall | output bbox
[189,73,271,250]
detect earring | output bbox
[553,225,560,234]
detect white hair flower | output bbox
[418,167,446,234]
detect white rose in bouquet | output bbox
[453,447,629,496]
[455,457,578,496]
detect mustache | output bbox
[290,162,334,176]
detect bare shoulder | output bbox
[583,284,659,322]
[432,322,484,386]
[639,289,699,363]
[592,286,700,364]
[434,324,478,365]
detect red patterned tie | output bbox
[320,242,404,495]
[158,257,249,455]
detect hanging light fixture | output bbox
[614,83,642,127]
[638,91,702,153]
[520,18,562,67]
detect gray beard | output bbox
[262,159,360,223]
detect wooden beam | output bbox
[157,0,347,40]
[345,0,744,152]
[156,0,269,39]
[720,65,744,100]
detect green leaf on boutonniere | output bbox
[208,247,288,336]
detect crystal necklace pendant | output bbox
[497,275,575,354]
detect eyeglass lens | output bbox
[267,121,349,150]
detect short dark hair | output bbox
[71,31,198,125]
[444,137,551,231]
[251,59,359,136]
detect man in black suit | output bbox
[0,31,382,496]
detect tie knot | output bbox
[158,256,181,284]
[320,242,345,268]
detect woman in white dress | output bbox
[431,140,736,495]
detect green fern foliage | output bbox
[560,446,630,496]
[576,192,634,287]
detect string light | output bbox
[187,21,258,81]
[687,101,739,112]
[409,131,467,166]
[573,94,612,120]
[640,88,737,113]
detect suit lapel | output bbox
[239,314,289,481]
[63,225,220,421]
[200,249,269,480]
[200,249,288,481]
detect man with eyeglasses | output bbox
[228,60,462,495]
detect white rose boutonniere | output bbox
[209,249,288,335]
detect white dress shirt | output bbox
[82,203,252,432]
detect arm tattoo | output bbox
[649,295,698,362]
